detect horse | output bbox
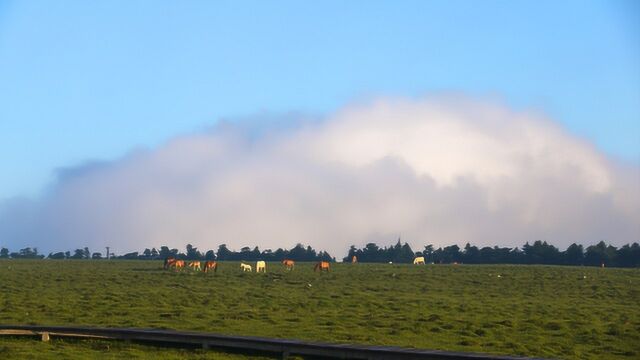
[256,261,266,273]
[203,261,218,273]
[188,261,201,271]
[314,261,330,272]
[240,263,252,272]
[282,259,295,270]
[163,257,176,270]
[170,260,185,270]
[413,256,425,265]
[351,255,358,264]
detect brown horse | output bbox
[314,261,330,272]
[188,261,201,271]
[351,255,358,264]
[203,261,218,273]
[282,259,295,270]
[163,257,176,270]
[170,260,185,270]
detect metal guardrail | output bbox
[0,325,551,360]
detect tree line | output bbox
[0,243,334,262]
[1,240,639,267]
[344,240,640,267]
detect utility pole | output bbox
[106,247,110,260]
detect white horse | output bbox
[413,256,425,265]
[256,261,266,273]
[240,263,252,272]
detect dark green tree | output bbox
[48,252,66,259]
[564,243,584,265]
[186,244,202,260]
[71,249,85,259]
[216,244,231,260]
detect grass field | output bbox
[0,260,638,359]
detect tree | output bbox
[289,244,307,261]
[92,252,102,259]
[186,244,202,260]
[121,252,139,260]
[617,243,640,267]
[305,246,317,261]
[361,243,380,262]
[216,244,231,260]
[523,241,560,264]
[261,249,274,261]
[563,243,584,265]
[463,243,480,263]
[252,246,261,260]
[71,249,85,259]
[584,241,616,266]
[396,242,415,263]
[204,250,215,260]
[158,246,172,259]
[0,248,9,258]
[441,245,462,263]
[48,252,66,259]
[273,248,286,261]
[343,245,358,262]
[423,245,434,263]
[11,247,44,259]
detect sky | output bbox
[0,1,638,255]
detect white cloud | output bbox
[1,96,638,256]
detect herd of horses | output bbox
[163,255,428,273]
[163,257,331,273]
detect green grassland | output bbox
[0,260,638,359]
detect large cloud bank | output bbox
[1,96,638,256]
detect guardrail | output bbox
[0,325,550,360]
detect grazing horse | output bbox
[282,259,295,270]
[314,261,330,272]
[256,261,266,273]
[413,257,425,265]
[203,261,218,273]
[163,257,176,270]
[170,260,185,270]
[352,255,358,264]
[188,261,201,271]
[240,263,252,272]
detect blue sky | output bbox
[0,0,638,202]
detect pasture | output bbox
[0,260,638,359]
